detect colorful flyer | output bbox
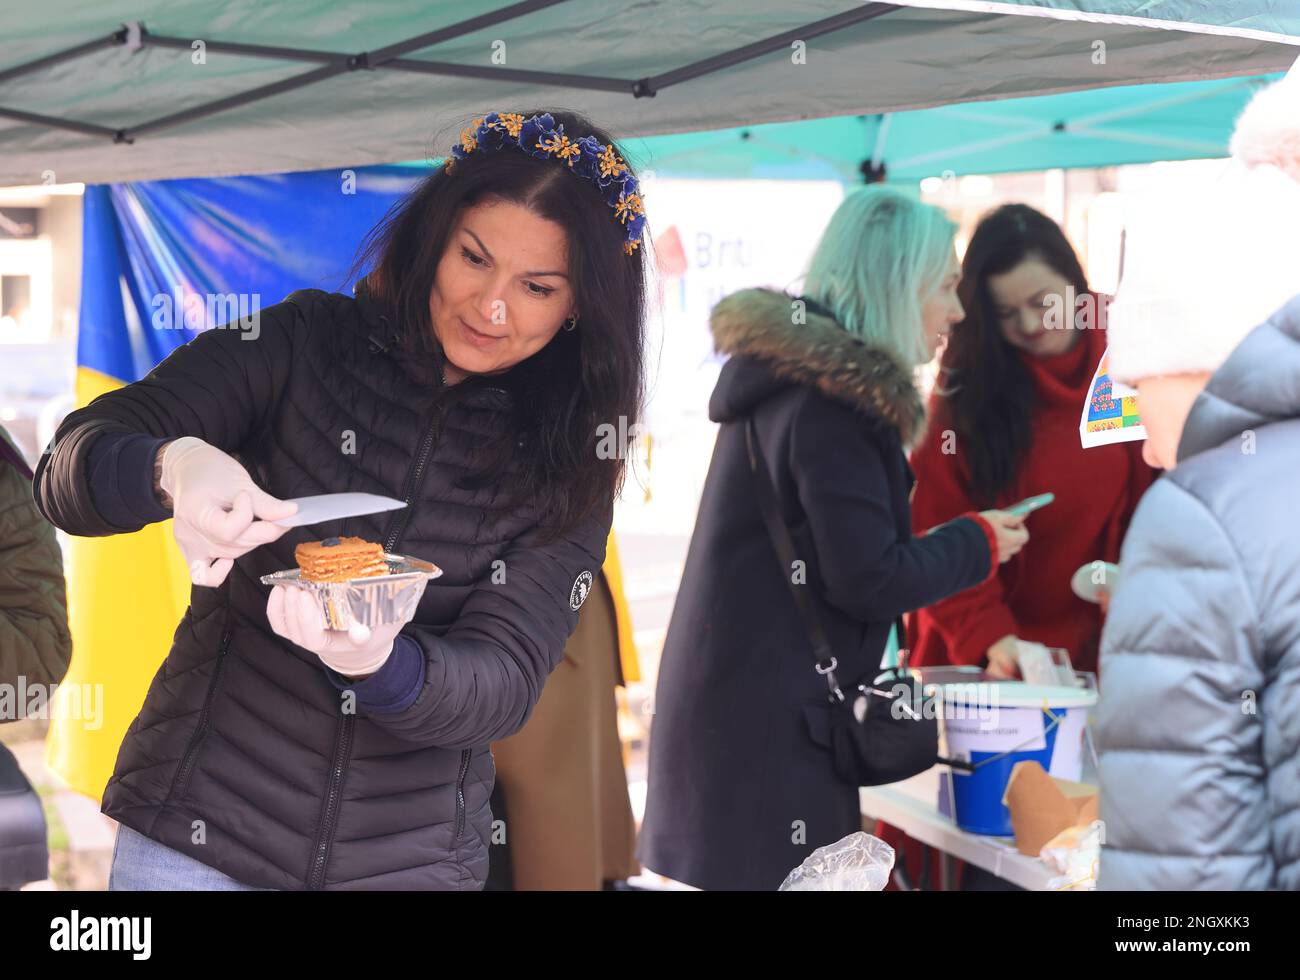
[1079,348,1146,448]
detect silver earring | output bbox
[563,314,579,332]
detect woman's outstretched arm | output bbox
[33,297,301,537]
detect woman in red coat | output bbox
[882,205,1155,891]
[908,204,1154,679]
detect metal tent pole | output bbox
[0,2,906,146]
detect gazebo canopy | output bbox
[1,0,1296,186]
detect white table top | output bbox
[860,766,1056,891]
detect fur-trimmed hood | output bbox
[707,287,924,443]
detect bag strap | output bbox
[745,416,851,701]
[745,416,911,700]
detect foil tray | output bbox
[260,553,442,630]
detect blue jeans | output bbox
[108,823,276,891]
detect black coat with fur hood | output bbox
[639,288,995,891]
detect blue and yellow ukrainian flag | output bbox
[45,186,194,801]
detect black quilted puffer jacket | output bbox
[33,285,612,890]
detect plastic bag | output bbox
[1041,822,1101,891]
[778,832,895,891]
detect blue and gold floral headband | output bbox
[445,112,647,256]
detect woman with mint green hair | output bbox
[639,185,1028,890]
[804,184,960,369]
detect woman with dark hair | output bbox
[907,203,1155,679]
[33,110,647,890]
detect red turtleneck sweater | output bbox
[906,325,1155,676]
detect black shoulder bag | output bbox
[745,416,938,787]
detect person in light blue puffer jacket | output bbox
[1096,62,1300,890]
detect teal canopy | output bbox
[1,1,1296,185]
[628,72,1288,183]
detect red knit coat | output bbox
[905,325,1155,676]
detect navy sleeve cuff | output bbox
[86,431,173,528]
[323,633,425,714]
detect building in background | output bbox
[0,182,82,463]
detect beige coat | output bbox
[489,533,640,889]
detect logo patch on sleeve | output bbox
[570,570,594,610]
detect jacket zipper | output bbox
[454,749,471,842]
[398,406,471,844]
[171,628,232,799]
[401,394,498,847]
[309,711,355,889]
[306,410,439,888]
[381,411,440,553]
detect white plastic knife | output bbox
[271,492,406,528]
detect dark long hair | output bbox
[351,109,647,539]
[939,204,1089,506]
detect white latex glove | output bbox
[159,436,298,586]
[266,584,406,678]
